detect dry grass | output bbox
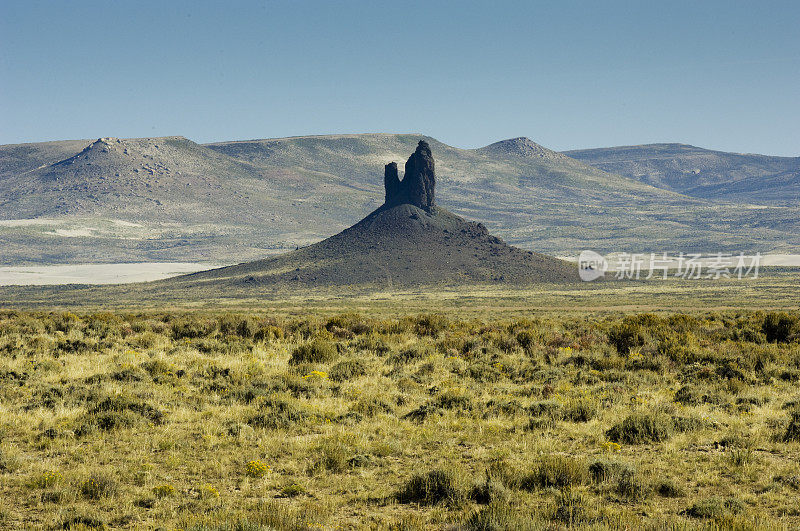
[0,309,799,529]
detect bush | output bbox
[588,459,629,483]
[171,317,217,339]
[562,400,598,422]
[289,340,338,365]
[606,413,673,444]
[521,455,588,490]
[683,496,744,518]
[615,468,648,499]
[608,320,648,354]
[463,503,536,530]
[329,359,367,382]
[654,478,685,497]
[783,409,800,442]
[762,312,798,343]
[469,471,510,505]
[152,484,175,498]
[396,469,462,505]
[247,397,308,429]
[80,474,118,499]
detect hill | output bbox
[2,134,800,266]
[173,141,575,289]
[564,143,800,205]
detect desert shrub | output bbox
[433,388,473,411]
[671,414,708,433]
[654,478,685,497]
[87,394,164,425]
[80,474,118,499]
[218,314,258,338]
[354,335,390,355]
[245,460,270,478]
[528,400,563,419]
[60,514,106,530]
[608,318,650,354]
[279,484,306,498]
[782,409,800,442]
[466,362,505,383]
[762,312,799,343]
[469,472,510,505]
[152,484,175,498]
[521,455,588,490]
[463,503,537,530]
[551,487,589,524]
[171,317,217,339]
[683,496,744,519]
[289,339,338,365]
[561,399,598,422]
[310,440,351,474]
[351,395,393,417]
[588,459,629,483]
[413,314,449,337]
[396,469,462,505]
[606,413,673,444]
[0,450,21,473]
[247,397,308,429]
[389,346,430,364]
[329,359,366,382]
[615,468,648,499]
[674,384,707,405]
[516,330,539,352]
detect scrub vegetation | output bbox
[1,309,799,529]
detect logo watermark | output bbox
[578,252,761,281]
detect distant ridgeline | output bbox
[384,140,436,211]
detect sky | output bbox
[1,0,798,155]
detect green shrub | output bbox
[289,340,338,365]
[615,468,648,499]
[762,312,799,343]
[683,496,744,518]
[396,469,462,505]
[329,359,367,382]
[463,503,537,530]
[247,397,308,429]
[551,487,589,524]
[588,459,629,483]
[654,478,685,497]
[469,471,510,505]
[80,474,118,499]
[606,413,673,444]
[171,317,217,339]
[279,484,306,498]
[562,399,598,422]
[521,455,588,490]
[608,320,648,354]
[783,409,800,442]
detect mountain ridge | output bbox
[2,133,799,265]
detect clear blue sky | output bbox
[1,0,798,155]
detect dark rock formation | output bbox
[384,162,400,204]
[384,140,436,211]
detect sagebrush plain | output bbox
[1,295,799,529]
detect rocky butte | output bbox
[384,140,436,211]
[168,139,576,289]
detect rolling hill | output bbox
[1,134,799,267]
[565,143,800,205]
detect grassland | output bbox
[1,304,799,530]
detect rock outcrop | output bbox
[384,140,436,211]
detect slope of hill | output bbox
[176,203,576,290]
[172,141,576,290]
[564,143,800,205]
[2,134,800,266]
